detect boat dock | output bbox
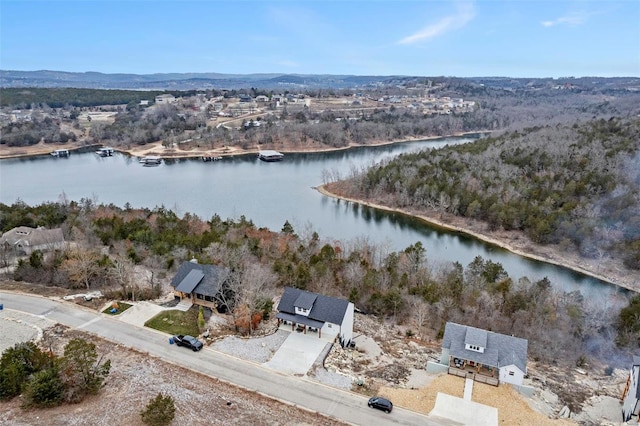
[96,147,115,157]
[50,149,70,157]
[139,156,162,166]
[258,150,284,162]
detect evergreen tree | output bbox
[141,393,176,426]
[21,366,65,408]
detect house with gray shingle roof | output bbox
[276,287,354,348]
[440,322,528,386]
[0,226,65,256]
[622,355,640,421]
[171,260,229,311]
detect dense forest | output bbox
[0,88,198,109]
[326,118,640,272]
[1,200,638,366]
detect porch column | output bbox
[291,322,294,331]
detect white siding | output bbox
[320,321,339,341]
[623,366,640,421]
[294,306,310,317]
[499,365,525,386]
[339,302,354,346]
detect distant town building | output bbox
[155,94,176,104]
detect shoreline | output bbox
[315,185,638,294]
[0,131,486,161]
[3,133,635,294]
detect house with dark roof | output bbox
[622,356,640,421]
[0,226,65,256]
[276,287,354,348]
[440,322,528,386]
[170,260,229,311]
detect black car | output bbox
[173,335,203,351]
[368,396,393,413]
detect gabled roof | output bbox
[294,292,317,310]
[171,261,227,298]
[0,226,64,247]
[442,322,528,374]
[175,269,205,294]
[277,287,350,325]
[465,327,488,348]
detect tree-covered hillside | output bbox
[2,200,637,363]
[0,88,194,108]
[334,118,640,270]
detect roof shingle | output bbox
[442,322,528,373]
[277,287,349,325]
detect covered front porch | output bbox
[277,312,323,336]
[448,356,499,386]
[276,312,340,343]
[174,290,218,310]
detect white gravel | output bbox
[0,309,55,353]
[210,329,289,363]
[310,367,354,390]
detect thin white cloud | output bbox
[541,11,588,27]
[398,2,475,45]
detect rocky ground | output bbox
[0,325,345,426]
[0,279,631,425]
[317,314,627,425]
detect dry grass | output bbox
[378,374,576,426]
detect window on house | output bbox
[327,323,332,328]
[508,371,515,376]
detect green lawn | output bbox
[102,302,133,315]
[144,308,200,336]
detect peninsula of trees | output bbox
[324,118,640,280]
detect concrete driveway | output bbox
[263,331,331,375]
[116,301,166,327]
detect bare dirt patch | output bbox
[0,327,345,426]
[321,314,626,425]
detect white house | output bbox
[276,287,354,348]
[0,226,65,255]
[440,322,528,386]
[622,356,640,421]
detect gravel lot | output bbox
[211,330,289,363]
[0,309,54,353]
[0,326,346,426]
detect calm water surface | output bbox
[0,137,629,303]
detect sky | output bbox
[1,0,639,78]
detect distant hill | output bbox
[0,70,404,90]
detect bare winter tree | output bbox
[60,248,101,289]
[241,263,277,334]
[109,256,136,300]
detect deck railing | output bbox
[448,367,499,386]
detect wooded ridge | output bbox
[325,118,640,274]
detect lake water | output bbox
[0,136,630,304]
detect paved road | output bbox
[0,291,450,426]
